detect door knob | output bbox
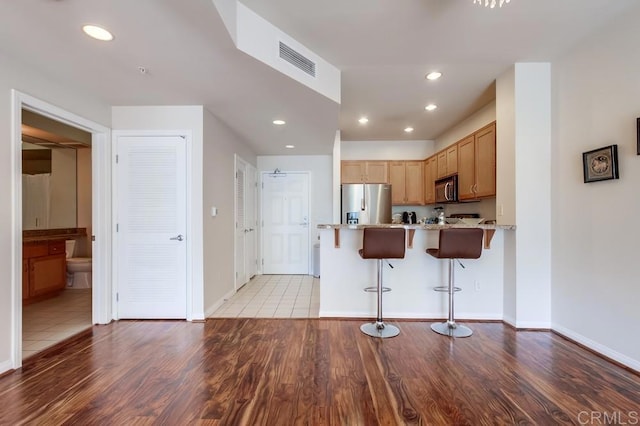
[170,234,184,241]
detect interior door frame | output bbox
[245,163,258,279]
[260,170,311,275]
[112,130,194,321]
[234,155,258,291]
[10,90,112,370]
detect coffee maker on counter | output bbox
[402,211,417,224]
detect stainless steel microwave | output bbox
[435,175,458,203]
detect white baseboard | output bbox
[0,359,14,376]
[552,324,640,373]
[318,310,502,320]
[319,310,368,318]
[503,315,516,328]
[512,320,551,329]
[204,288,236,318]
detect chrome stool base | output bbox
[431,321,473,338]
[360,322,400,338]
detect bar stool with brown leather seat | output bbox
[427,228,483,338]
[359,227,406,338]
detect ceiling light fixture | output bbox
[273,119,286,125]
[404,127,414,133]
[358,117,369,124]
[285,145,295,149]
[82,24,114,41]
[473,0,511,8]
[425,104,438,111]
[425,72,442,81]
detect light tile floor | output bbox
[210,274,320,318]
[22,288,92,360]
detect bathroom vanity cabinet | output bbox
[23,239,66,304]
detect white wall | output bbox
[320,228,505,320]
[496,67,517,324]
[0,52,111,374]
[434,101,496,151]
[257,155,333,274]
[550,6,640,370]
[111,106,205,320]
[514,63,552,328]
[341,140,434,160]
[203,110,256,315]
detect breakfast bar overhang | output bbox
[318,224,515,321]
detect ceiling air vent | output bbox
[279,41,316,77]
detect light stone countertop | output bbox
[317,223,516,230]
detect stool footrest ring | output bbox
[433,286,461,292]
[364,286,391,293]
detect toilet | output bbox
[65,240,92,288]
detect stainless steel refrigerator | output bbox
[341,184,392,224]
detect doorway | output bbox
[261,171,310,274]
[235,155,258,290]
[11,91,111,369]
[21,110,93,359]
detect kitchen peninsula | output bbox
[317,223,514,321]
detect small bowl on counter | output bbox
[458,217,485,226]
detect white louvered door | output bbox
[116,135,187,319]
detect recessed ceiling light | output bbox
[358,117,369,124]
[404,127,414,133]
[425,71,442,81]
[425,104,438,111]
[273,119,286,125]
[82,24,114,41]
[285,145,295,149]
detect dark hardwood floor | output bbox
[1,319,638,425]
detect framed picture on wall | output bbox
[582,144,619,183]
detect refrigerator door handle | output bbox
[361,197,366,211]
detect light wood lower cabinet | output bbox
[23,240,67,304]
[389,161,424,205]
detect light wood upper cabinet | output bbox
[424,156,437,204]
[341,160,389,183]
[341,161,365,183]
[436,145,458,179]
[365,161,389,183]
[389,161,424,205]
[457,135,476,200]
[474,123,496,198]
[446,145,458,176]
[405,161,424,205]
[457,122,496,200]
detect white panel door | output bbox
[245,164,258,279]
[235,159,258,290]
[262,172,310,274]
[116,135,187,319]
[235,159,248,289]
